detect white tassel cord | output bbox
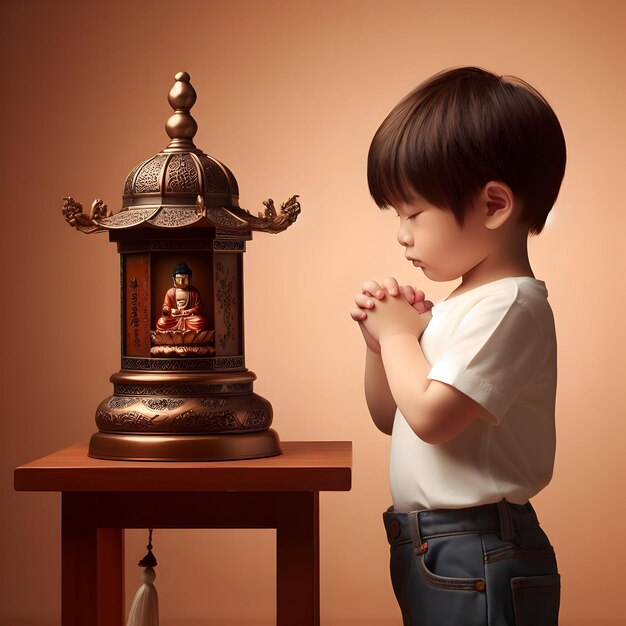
[127,529,160,626]
[126,566,159,626]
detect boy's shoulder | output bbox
[433,276,554,336]
[440,277,549,310]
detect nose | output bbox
[397,222,413,247]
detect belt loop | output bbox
[408,511,428,555]
[497,498,514,542]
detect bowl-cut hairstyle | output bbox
[367,67,566,234]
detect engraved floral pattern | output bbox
[198,154,230,193]
[198,397,228,409]
[166,154,199,193]
[134,154,168,193]
[108,396,140,410]
[142,398,186,411]
[215,261,235,350]
[148,207,202,228]
[124,163,142,195]
[99,208,160,228]
[244,410,270,429]
[206,206,246,228]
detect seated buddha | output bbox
[156,262,209,331]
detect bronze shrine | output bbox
[62,71,300,461]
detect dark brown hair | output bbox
[367,67,566,234]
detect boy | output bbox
[350,67,566,625]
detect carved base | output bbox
[90,369,281,461]
[96,390,272,434]
[88,428,282,461]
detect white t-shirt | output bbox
[389,277,557,512]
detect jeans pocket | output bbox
[417,535,485,592]
[511,573,560,626]
[484,544,556,564]
[417,553,485,591]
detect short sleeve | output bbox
[426,296,544,425]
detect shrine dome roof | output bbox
[122,72,240,213]
[61,71,300,234]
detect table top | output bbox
[14,441,352,493]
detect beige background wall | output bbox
[1,0,624,624]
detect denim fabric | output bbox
[383,500,560,625]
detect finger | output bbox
[362,280,385,299]
[350,309,368,321]
[355,293,375,309]
[382,276,400,296]
[412,298,434,314]
[399,285,416,304]
[413,289,426,302]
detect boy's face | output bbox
[394,193,492,282]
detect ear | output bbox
[479,181,515,230]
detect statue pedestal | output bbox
[90,369,279,461]
[89,429,281,461]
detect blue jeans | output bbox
[383,500,560,625]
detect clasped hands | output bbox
[350,278,433,354]
[163,307,192,318]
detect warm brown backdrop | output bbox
[1,0,624,624]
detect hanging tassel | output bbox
[126,529,160,626]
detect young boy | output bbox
[350,67,566,625]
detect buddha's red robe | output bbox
[156,286,209,331]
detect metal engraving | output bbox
[216,261,235,350]
[108,396,140,410]
[148,207,203,228]
[99,207,161,228]
[244,409,269,428]
[113,382,253,396]
[166,154,199,193]
[95,392,271,434]
[121,356,244,370]
[198,154,230,193]
[134,154,168,193]
[142,398,187,411]
[214,240,245,251]
[205,205,248,228]
[124,163,142,195]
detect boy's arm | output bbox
[365,294,485,445]
[352,279,434,436]
[379,333,484,445]
[364,347,396,435]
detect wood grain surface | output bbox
[14,441,352,492]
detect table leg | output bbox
[62,493,98,626]
[98,527,125,626]
[62,493,125,626]
[276,491,320,626]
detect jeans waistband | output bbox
[383,499,539,546]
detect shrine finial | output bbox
[164,71,198,152]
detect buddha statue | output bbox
[157,262,209,331]
[151,262,214,355]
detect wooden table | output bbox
[14,440,352,626]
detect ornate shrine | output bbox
[62,71,300,461]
